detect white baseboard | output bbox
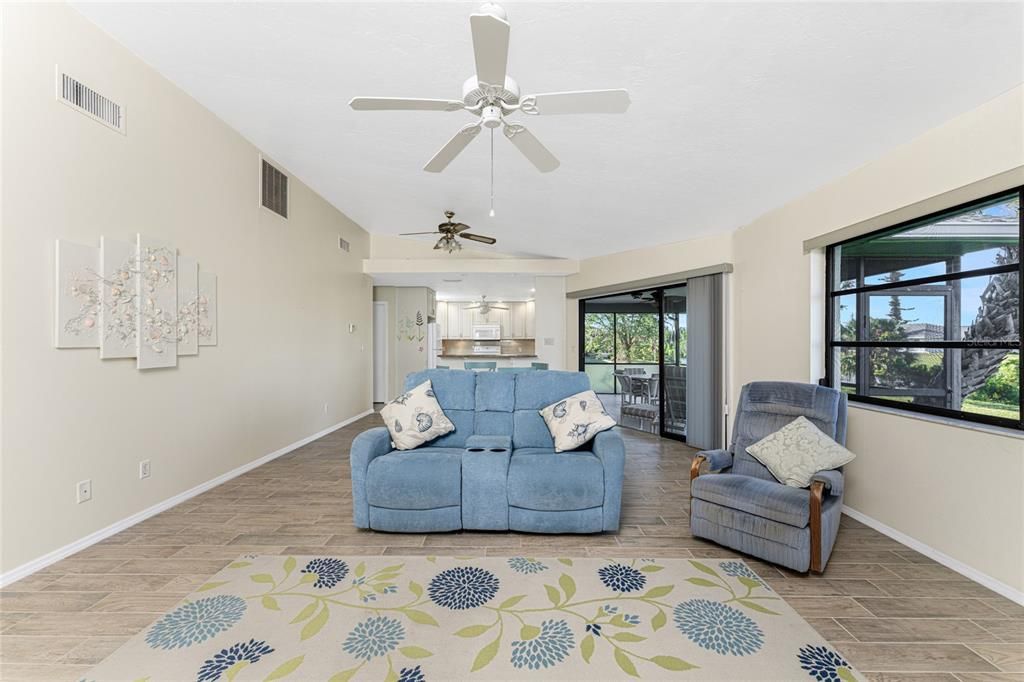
[842,504,1024,606]
[0,409,374,589]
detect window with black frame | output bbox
[825,187,1022,430]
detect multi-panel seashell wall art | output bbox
[55,235,218,370]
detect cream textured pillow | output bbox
[380,380,455,451]
[746,416,856,488]
[539,390,616,452]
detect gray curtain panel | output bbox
[685,274,723,450]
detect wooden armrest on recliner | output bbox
[690,455,705,482]
[809,480,825,574]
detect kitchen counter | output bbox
[438,354,538,359]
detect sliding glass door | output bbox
[580,287,687,441]
[661,286,687,438]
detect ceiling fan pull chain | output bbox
[493,125,497,215]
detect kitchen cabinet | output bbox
[437,300,535,339]
[436,301,448,338]
[509,302,526,338]
[461,305,475,338]
[450,304,463,339]
[494,308,510,336]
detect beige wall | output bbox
[732,86,1024,594]
[1,4,373,574]
[373,286,434,398]
[533,277,567,370]
[567,86,1024,594]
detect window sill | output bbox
[848,400,1024,440]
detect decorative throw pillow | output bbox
[539,390,617,452]
[746,416,856,488]
[380,380,455,451]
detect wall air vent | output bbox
[56,68,125,134]
[261,159,288,218]
[339,237,351,252]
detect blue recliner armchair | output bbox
[350,369,625,534]
[689,381,848,573]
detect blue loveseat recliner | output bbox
[350,369,625,534]
[689,381,849,574]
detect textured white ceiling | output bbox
[74,2,1023,259]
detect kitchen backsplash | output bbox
[442,338,536,356]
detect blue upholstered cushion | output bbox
[404,369,476,410]
[421,409,473,448]
[511,447,560,456]
[462,448,511,530]
[476,371,516,412]
[512,410,555,449]
[513,370,592,409]
[474,411,513,438]
[511,371,592,448]
[509,506,603,534]
[507,450,604,511]
[368,506,462,533]
[401,369,477,448]
[465,434,512,449]
[690,473,810,527]
[366,448,462,510]
[731,382,844,481]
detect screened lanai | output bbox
[577,271,737,450]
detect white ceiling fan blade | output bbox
[470,12,510,89]
[520,89,631,115]
[503,123,559,173]
[349,97,464,112]
[424,122,482,173]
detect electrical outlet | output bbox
[139,459,151,480]
[76,479,92,504]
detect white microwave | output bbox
[472,324,501,340]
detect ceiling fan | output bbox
[400,210,496,253]
[349,2,630,174]
[465,295,509,314]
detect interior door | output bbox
[373,302,388,403]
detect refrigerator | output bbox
[426,322,442,369]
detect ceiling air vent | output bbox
[56,68,125,133]
[261,159,288,218]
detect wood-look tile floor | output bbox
[1,413,1021,681]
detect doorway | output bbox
[579,288,686,440]
[373,301,388,403]
[577,275,723,449]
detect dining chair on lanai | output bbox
[614,372,634,404]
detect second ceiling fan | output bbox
[400,211,496,253]
[349,2,631,173]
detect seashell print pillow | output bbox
[746,416,856,487]
[539,389,617,452]
[380,379,455,451]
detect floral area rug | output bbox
[83,555,863,681]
